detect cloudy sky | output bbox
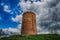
[0,0,60,34]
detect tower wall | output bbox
[21,12,37,35]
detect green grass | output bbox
[0,34,60,40]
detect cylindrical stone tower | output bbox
[21,12,37,35]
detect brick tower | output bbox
[21,12,37,35]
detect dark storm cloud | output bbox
[39,0,60,34]
[46,0,60,7]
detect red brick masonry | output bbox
[21,12,37,35]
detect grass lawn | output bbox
[0,34,60,40]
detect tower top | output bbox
[23,11,36,16]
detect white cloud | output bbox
[1,3,5,6]
[17,24,22,30]
[38,31,50,34]
[11,14,22,23]
[3,5,11,13]
[2,27,21,34]
[19,0,32,12]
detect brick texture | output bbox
[21,12,37,35]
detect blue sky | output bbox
[0,0,22,28]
